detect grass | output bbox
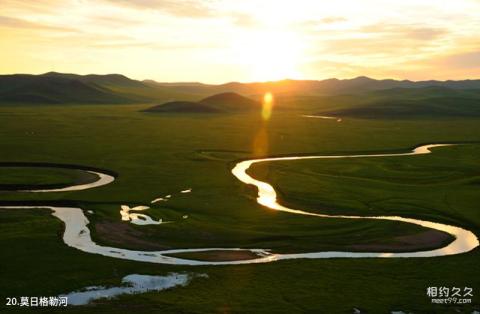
[0,103,479,313]
[250,144,480,228]
[0,167,98,190]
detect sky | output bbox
[0,0,479,83]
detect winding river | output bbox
[21,170,115,193]
[0,144,478,265]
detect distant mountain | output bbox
[0,72,151,104]
[144,76,480,96]
[43,71,147,88]
[315,76,480,94]
[143,80,207,87]
[0,74,135,104]
[143,101,219,113]
[1,72,480,105]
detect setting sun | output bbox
[228,30,304,81]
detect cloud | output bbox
[360,23,447,41]
[382,50,480,80]
[321,37,425,56]
[88,14,143,27]
[106,0,216,18]
[0,0,63,14]
[89,40,222,50]
[431,50,480,69]
[0,15,75,32]
[405,27,447,41]
[316,23,448,57]
[230,12,258,28]
[319,16,347,24]
[294,16,347,31]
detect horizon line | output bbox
[1,71,479,86]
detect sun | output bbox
[229,30,304,82]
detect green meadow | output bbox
[0,102,479,313]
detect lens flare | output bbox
[262,92,274,121]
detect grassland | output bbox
[0,103,479,313]
[0,166,98,190]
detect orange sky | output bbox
[0,0,479,83]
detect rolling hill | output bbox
[0,73,142,104]
[145,76,480,97]
[42,71,147,88]
[1,72,480,109]
[199,92,260,111]
[143,101,219,113]
[315,87,480,118]
[0,74,133,104]
[0,72,197,104]
[143,92,259,113]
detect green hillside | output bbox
[42,72,146,88]
[315,87,480,118]
[143,101,219,113]
[146,76,480,96]
[200,92,260,111]
[2,72,480,109]
[0,74,135,104]
[143,92,259,113]
[0,73,198,105]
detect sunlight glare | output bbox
[229,31,304,81]
[262,92,274,121]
